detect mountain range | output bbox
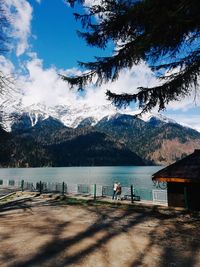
[1,103,200,167]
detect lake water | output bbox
[0,166,163,190]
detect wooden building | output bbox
[152,149,200,210]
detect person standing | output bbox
[116,182,122,200]
[112,182,118,200]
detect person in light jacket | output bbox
[116,182,122,200]
[112,182,118,200]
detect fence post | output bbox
[39,181,42,194]
[184,185,189,210]
[21,180,24,192]
[94,184,96,200]
[131,185,134,203]
[62,182,65,196]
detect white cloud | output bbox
[77,62,159,110]
[84,0,101,6]
[164,113,200,132]
[166,91,200,111]
[7,52,158,112]
[4,0,33,56]
[0,56,15,75]
[17,55,77,107]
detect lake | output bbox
[0,166,163,190]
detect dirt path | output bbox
[0,195,200,267]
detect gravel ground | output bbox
[0,194,200,267]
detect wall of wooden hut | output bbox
[167,182,200,210]
[153,150,200,210]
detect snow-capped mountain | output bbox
[2,102,121,131]
[141,113,177,124]
[1,103,200,167]
[1,101,197,133]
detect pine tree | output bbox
[63,0,200,113]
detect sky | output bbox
[1,0,200,131]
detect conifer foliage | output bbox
[63,0,200,112]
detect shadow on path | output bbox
[1,198,200,267]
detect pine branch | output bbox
[65,0,200,112]
[60,71,96,89]
[106,60,200,112]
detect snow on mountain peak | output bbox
[141,112,177,124]
[2,102,119,131]
[2,100,198,133]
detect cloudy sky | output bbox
[1,0,200,130]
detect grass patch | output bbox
[55,195,152,212]
[57,195,124,207]
[0,193,17,204]
[54,195,200,218]
[59,196,110,206]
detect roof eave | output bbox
[152,177,193,183]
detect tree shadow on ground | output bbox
[158,222,200,267]
[129,210,200,267]
[1,198,200,267]
[6,203,150,267]
[0,197,33,213]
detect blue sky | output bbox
[29,0,111,69]
[1,0,200,131]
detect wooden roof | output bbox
[152,149,200,183]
